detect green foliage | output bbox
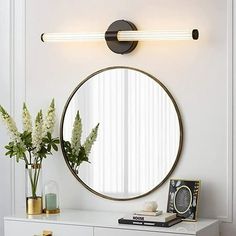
[21,131,33,149]
[63,141,90,169]
[39,132,60,158]
[5,142,26,162]
[64,110,99,173]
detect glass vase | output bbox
[25,164,42,215]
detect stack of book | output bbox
[118,211,182,227]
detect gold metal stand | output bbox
[43,208,60,214]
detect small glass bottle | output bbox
[43,180,60,214]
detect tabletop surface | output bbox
[4,209,219,235]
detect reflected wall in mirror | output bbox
[61,67,183,200]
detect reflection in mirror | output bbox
[63,111,99,173]
[61,67,183,200]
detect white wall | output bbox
[25,0,235,234]
[0,0,235,236]
[0,1,13,236]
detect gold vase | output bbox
[26,196,43,215]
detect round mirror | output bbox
[60,67,183,200]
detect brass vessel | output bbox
[26,197,42,215]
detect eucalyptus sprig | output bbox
[63,110,99,173]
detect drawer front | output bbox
[4,220,93,236]
[94,227,192,236]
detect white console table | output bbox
[4,209,219,236]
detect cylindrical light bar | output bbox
[118,30,199,41]
[41,32,104,42]
[41,20,199,54]
[41,30,198,42]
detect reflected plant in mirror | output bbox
[63,110,99,174]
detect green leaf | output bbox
[47,132,52,140]
[5,151,12,156]
[53,139,60,144]
[52,143,58,151]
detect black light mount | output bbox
[105,20,138,54]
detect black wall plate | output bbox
[105,20,138,54]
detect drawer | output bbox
[94,227,192,236]
[4,220,93,236]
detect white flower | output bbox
[0,105,21,143]
[22,103,32,133]
[42,99,55,138]
[71,111,82,156]
[83,123,99,156]
[32,110,43,153]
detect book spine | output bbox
[118,219,167,227]
[131,215,175,222]
[132,216,162,221]
[134,211,162,216]
[118,218,181,227]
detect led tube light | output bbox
[42,30,197,42]
[118,30,197,41]
[41,32,105,42]
[41,20,199,54]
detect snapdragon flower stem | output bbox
[27,155,42,198]
[28,164,41,198]
[34,159,42,196]
[28,169,35,197]
[23,155,29,165]
[28,150,32,165]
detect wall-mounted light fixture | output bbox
[41,20,199,54]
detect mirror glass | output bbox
[61,67,183,200]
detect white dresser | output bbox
[4,209,219,236]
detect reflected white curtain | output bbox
[64,69,179,197]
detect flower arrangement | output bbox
[0,99,59,198]
[63,110,99,173]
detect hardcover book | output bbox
[118,217,182,227]
[134,210,163,216]
[125,212,177,223]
